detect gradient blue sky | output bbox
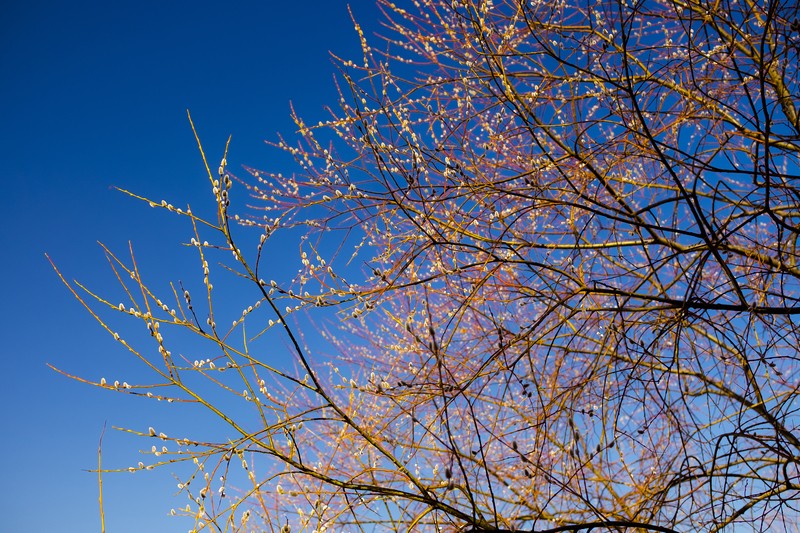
[1,1,381,531]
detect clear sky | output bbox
[0,1,381,531]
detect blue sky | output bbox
[0,1,381,530]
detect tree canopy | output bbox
[58,0,800,531]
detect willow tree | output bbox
[57,0,800,531]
